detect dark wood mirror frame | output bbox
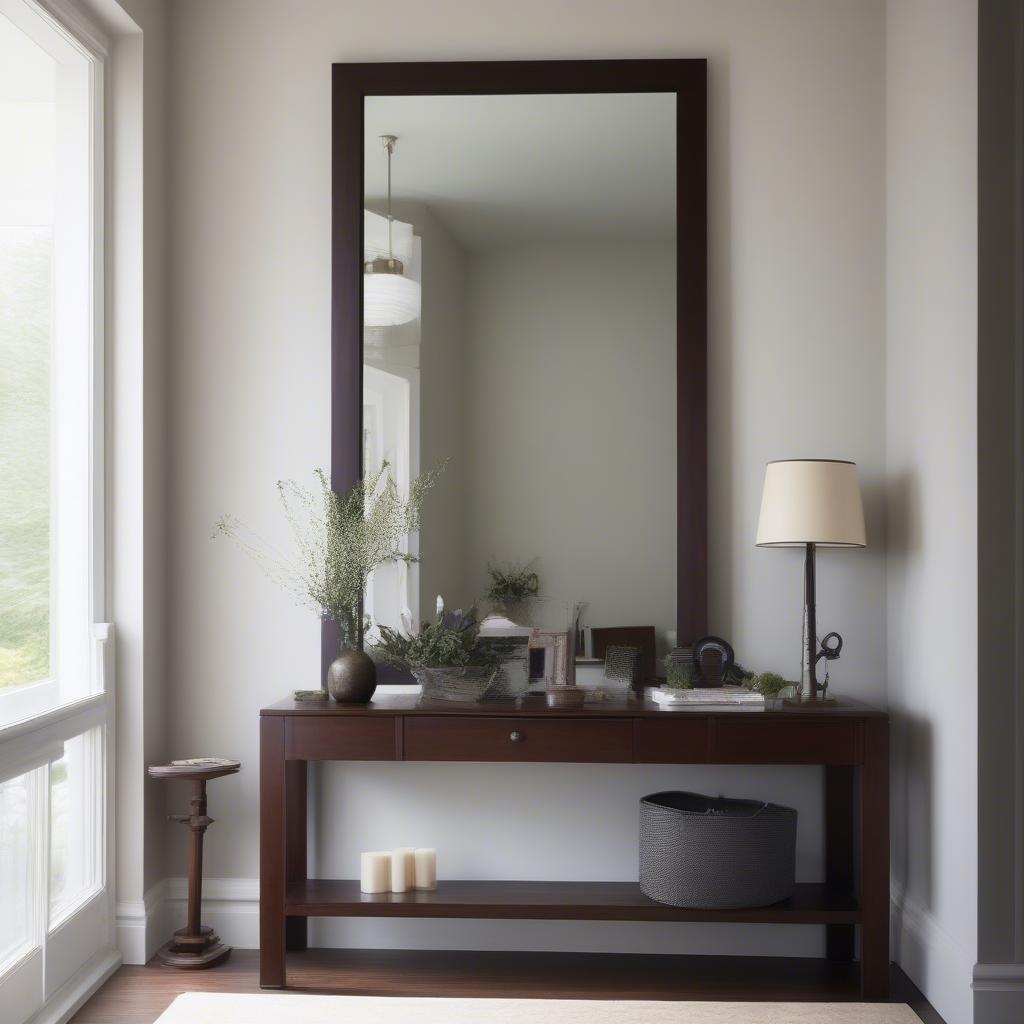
[327,59,708,683]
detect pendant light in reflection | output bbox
[364,134,421,328]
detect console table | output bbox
[260,693,889,998]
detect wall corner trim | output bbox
[115,879,168,965]
[973,962,1024,1024]
[973,962,1024,991]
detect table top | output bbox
[262,691,886,719]
[147,757,241,781]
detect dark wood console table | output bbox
[260,694,889,998]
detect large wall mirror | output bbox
[331,61,707,686]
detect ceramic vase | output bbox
[327,647,377,704]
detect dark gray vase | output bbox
[327,648,377,704]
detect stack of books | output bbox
[646,685,765,709]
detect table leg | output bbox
[825,765,855,961]
[260,717,287,988]
[285,760,308,952]
[859,718,890,999]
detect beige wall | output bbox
[166,0,887,957]
[885,2,978,1022]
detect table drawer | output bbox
[634,718,709,762]
[285,716,398,760]
[404,716,633,763]
[711,719,863,764]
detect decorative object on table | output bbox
[476,615,532,700]
[590,626,657,695]
[481,561,540,622]
[604,644,641,687]
[693,635,735,688]
[745,670,799,699]
[293,689,330,702]
[572,601,587,658]
[373,604,503,702]
[647,684,765,708]
[147,758,241,968]
[756,458,865,703]
[545,685,586,710]
[390,847,416,893]
[414,848,437,890]
[724,660,754,687]
[484,560,540,621]
[664,646,697,688]
[529,628,572,686]
[360,848,437,893]
[479,635,531,700]
[215,462,443,704]
[638,790,797,909]
[360,851,391,893]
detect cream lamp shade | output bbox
[756,459,866,548]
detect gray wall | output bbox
[976,1,1024,1022]
[886,2,978,1023]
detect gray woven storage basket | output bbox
[639,791,797,909]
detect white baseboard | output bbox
[973,963,1024,1024]
[891,884,974,1024]
[163,876,260,950]
[116,880,168,965]
[28,947,120,1024]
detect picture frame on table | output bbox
[529,629,574,686]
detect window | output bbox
[0,0,98,728]
[0,3,109,1022]
[0,768,41,974]
[48,727,101,924]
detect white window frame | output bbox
[0,0,106,728]
[0,2,115,1022]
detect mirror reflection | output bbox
[363,93,677,691]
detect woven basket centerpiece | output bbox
[413,666,497,702]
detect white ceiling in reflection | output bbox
[364,93,676,251]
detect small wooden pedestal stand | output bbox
[147,758,241,969]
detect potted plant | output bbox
[483,561,540,622]
[214,463,441,703]
[373,606,503,702]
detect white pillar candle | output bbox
[414,848,437,891]
[391,847,416,893]
[360,852,391,894]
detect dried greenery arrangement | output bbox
[665,661,697,689]
[213,462,443,652]
[745,671,798,698]
[484,562,540,607]
[373,607,500,670]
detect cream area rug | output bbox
[156,992,920,1024]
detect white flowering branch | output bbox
[214,462,444,651]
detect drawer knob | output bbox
[509,730,524,743]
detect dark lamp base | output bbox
[783,694,838,707]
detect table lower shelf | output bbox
[285,880,859,925]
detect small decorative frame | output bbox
[529,629,573,686]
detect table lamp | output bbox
[756,459,866,702]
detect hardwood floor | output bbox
[71,949,945,1024]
